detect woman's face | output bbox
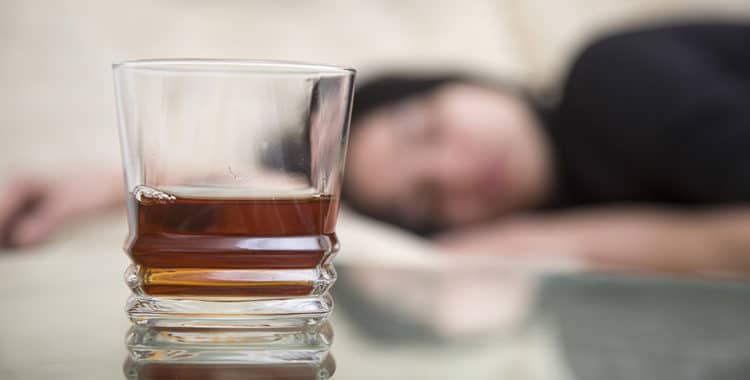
[345,83,553,230]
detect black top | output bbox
[546,23,750,208]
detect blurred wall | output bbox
[1,0,748,176]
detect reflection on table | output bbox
[124,323,334,380]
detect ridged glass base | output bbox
[126,323,333,361]
[124,260,336,330]
[126,293,334,330]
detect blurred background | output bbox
[2,0,749,173]
[2,1,750,379]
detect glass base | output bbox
[126,293,334,330]
[124,260,336,331]
[126,322,333,361]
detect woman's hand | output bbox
[0,170,123,248]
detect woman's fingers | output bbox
[10,196,72,246]
[0,177,47,247]
[0,177,41,225]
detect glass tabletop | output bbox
[1,217,749,380]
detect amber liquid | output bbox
[125,194,338,297]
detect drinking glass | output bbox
[113,59,355,332]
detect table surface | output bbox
[2,213,750,380]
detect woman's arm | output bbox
[437,206,750,277]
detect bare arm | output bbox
[437,207,750,277]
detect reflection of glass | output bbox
[124,323,334,379]
[113,60,355,333]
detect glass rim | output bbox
[113,58,356,75]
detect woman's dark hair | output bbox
[350,74,468,124]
